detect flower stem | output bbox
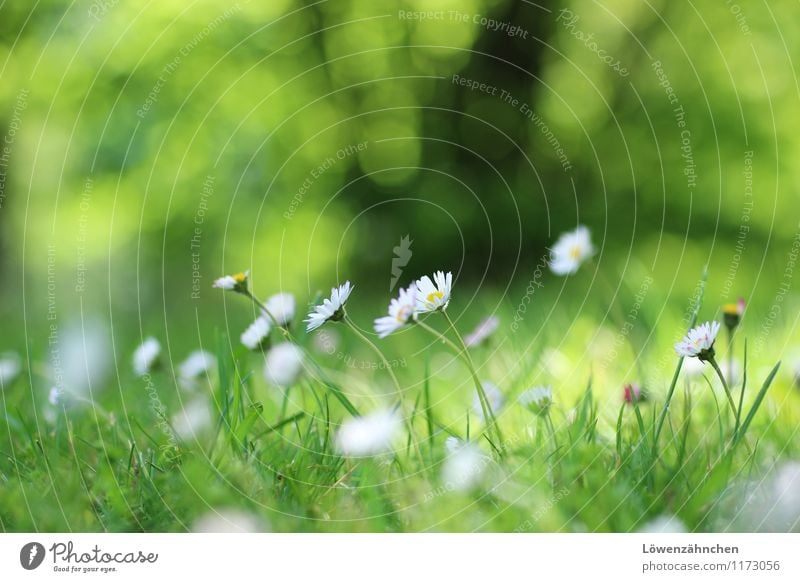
[441,310,505,451]
[708,355,739,420]
[343,315,427,471]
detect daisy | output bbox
[178,350,215,380]
[171,399,212,442]
[374,284,417,338]
[241,316,271,351]
[48,386,62,406]
[415,271,452,313]
[264,292,296,327]
[442,438,489,492]
[674,321,720,361]
[212,270,249,294]
[192,508,267,533]
[464,315,500,348]
[638,514,688,533]
[472,381,504,422]
[0,353,21,389]
[335,408,401,457]
[519,385,553,417]
[133,337,161,377]
[263,342,304,387]
[549,225,594,275]
[305,281,353,332]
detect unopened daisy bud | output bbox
[241,316,271,351]
[335,408,401,457]
[674,321,720,362]
[0,352,21,389]
[464,315,500,348]
[519,385,553,417]
[623,383,646,405]
[305,281,353,332]
[133,337,161,377]
[722,298,745,332]
[472,381,504,422]
[213,270,249,294]
[264,292,296,327]
[263,342,304,387]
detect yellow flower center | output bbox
[569,245,582,259]
[395,306,411,322]
[722,303,738,315]
[234,272,247,283]
[426,290,444,303]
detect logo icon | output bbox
[389,235,413,291]
[20,542,45,570]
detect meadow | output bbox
[2,234,799,533]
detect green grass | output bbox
[1,280,799,533]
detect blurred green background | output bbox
[1,0,799,390]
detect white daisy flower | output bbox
[674,321,720,360]
[178,350,215,380]
[374,284,417,339]
[263,342,304,387]
[192,508,267,533]
[464,315,500,348]
[638,514,688,533]
[519,385,553,417]
[0,353,21,389]
[177,350,216,390]
[241,316,271,351]
[549,225,594,275]
[171,399,212,441]
[133,337,161,377]
[305,281,353,332]
[442,438,489,492]
[264,292,296,327]
[212,270,249,293]
[415,271,452,313]
[48,386,62,406]
[335,408,401,457]
[472,381,504,422]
